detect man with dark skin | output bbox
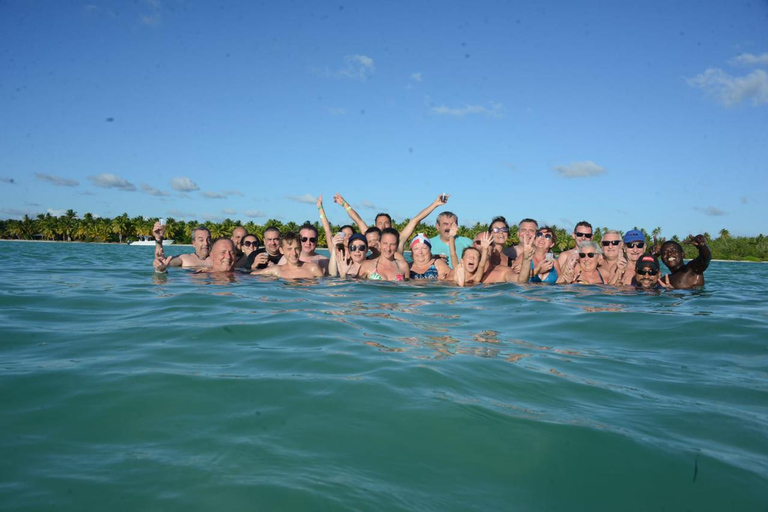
[657,234,711,289]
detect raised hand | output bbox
[436,193,450,205]
[448,222,458,239]
[478,231,493,253]
[521,232,535,260]
[154,255,172,272]
[333,193,346,206]
[153,221,166,242]
[316,194,323,209]
[688,234,707,247]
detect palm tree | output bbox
[719,229,730,239]
[111,213,131,243]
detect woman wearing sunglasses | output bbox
[485,216,517,271]
[235,234,260,269]
[526,227,561,284]
[560,241,605,284]
[409,234,451,281]
[329,233,369,278]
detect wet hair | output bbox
[489,216,508,232]
[299,223,318,237]
[191,226,211,240]
[538,226,557,245]
[365,226,382,237]
[437,211,458,224]
[281,232,300,247]
[264,226,281,237]
[375,213,392,225]
[340,224,357,234]
[519,218,538,228]
[574,221,593,232]
[381,227,400,245]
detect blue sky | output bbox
[1,0,767,238]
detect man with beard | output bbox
[248,226,283,270]
[632,254,664,290]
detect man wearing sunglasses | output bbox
[598,230,623,284]
[557,220,593,273]
[277,224,329,274]
[619,229,647,285]
[632,254,663,290]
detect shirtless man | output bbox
[503,218,538,262]
[619,229,647,285]
[277,224,329,273]
[198,238,236,273]
[231,226,248,259]
[557,221,593,273]
[153,223,212,269]
[249,226,282,270]
[658,234,711,289]
[254,232,325,279]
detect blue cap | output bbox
[623,229,645,243]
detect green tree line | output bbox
[1,211,766,261]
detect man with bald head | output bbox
[231,226,248,259]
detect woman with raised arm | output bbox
[559,241,605,284]
[408,234,451,281]
[358,228,409,282]
[329,233,368,278]
[481,230,534,284]
[526,227,561,284]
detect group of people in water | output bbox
[152,193,711,290]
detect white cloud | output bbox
[140,0,161,26]
[222,208,237,215]
[1,177,16,184]
[286,194,317,204]
[687,68,768,106]
[730,53,768,67]
[47,208,67,217]
[244,210,266,218]
[339,54,375,80]
[411,72,422,82]
[170,177,199,192]
[202,191,226,199]
[431,102,503,118]
[360,201,379,210]
[696,206,726,216]
[553,161,607,178]
[222,189,244,197]
[1,207,33,218]
[35,173,79,187]
[141,183,169,196]
[88,173,136,191]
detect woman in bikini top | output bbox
[408,234,450,280]
[358,228,409,282]
[568,241,605,285]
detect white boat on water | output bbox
[129,237,174,246]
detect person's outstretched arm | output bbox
[687,234,712,274]
[333,193,368,233]
[398,194,449,253]
[317,195,333,251]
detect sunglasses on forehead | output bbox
[301,237,317,244]
[626,242,645,249]
[602,240,620,246]
[575,232,593,238]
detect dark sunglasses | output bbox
[578,252,597,258]
[349,244,367,252]
[536,232,552,239]
[636,268,658,276]
[575,232,593,238]
[301,237,317,244]
[491,226,509,233]
[602,240,621,246]
[627,242,645,249]
[242,241,258,247]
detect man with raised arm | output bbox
[153,222,213,269]
[429,211,472,269]
[657,234,711,289]
[154,236,232,273]
[503,218,538,262]
[254,232,325,279]
[332,192,449,251]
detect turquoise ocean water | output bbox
[1,241,767,511]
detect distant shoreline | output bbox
[2,239,765,263]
